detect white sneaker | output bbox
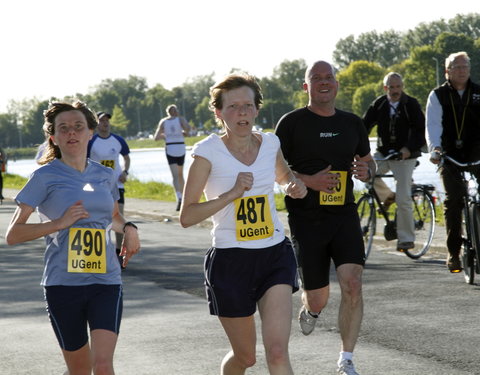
[298,305,318,335]
[337,359,360,375]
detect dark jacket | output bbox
[363,93,426,158]
[434,79,480,162]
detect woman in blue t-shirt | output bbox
[6,101,141,374]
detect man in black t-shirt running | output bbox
[276,61,375,375]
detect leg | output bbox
[258,284,294,375]
[336,263,363,353]
[90,329,118,375]
[168,163,184,197]
[301,286,329,314]
[373,152,394,203]
[218,315,257,375]
[440,163,465,257]
[390,159,416,243]
[61,343,92,375]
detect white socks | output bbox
[338,351,353,366]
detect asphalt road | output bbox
[1,197,479,374]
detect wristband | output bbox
[123,221,138,232]
[123,170,129,175]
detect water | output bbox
[5,144,445,196]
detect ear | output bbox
[49,134,57,146]
[303,82,308,93]
[215,108,223,121]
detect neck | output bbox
[222,133,257,153]
[307,103,335,117]
[451,80,468,91]
[60,153,87,172]
[98,131,110,138]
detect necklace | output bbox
[449,88,470,149]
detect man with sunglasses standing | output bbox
[427,51,480,273]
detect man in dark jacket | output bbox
[363,72,426,251]
[427,51,480,272]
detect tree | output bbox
[110,105,130,136]
[336,61,385,112]
[333,30,407,69]
[352,82,381,117]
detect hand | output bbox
[305,165,339,193]
[119,226,141,268]
[229,172,254,199]
[399,147,411,160]
[119,171,128,183]
[56,201,89,229]
[351,155,370,182]
[429,148,442,165]
[285,178,307,199]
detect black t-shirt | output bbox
[275,107,370,215]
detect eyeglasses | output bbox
[449,64,470,71]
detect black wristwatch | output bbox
[123,170,129,175]
[123,221,138,232]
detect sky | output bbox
[1,0,478,113]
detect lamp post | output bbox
[432,57,440,87]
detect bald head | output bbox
[305,61,336,83]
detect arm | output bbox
[111,201,140,267]
[180,117,191,137]
[6,201,89,245]
[119,154,131,183]
[425,91,443,162]
[275,149,307,199]
[179,156,253,227]
[154,120,165,141]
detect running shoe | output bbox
[298,305,318,335]
[447,255,462,273]
[337,359,360,375]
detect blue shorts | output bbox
[204,237,299,318]
[118,188,125,204]
[166,153,185,166]
[44,284,123,351]
[289,205,365,290]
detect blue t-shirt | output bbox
[15,159,121,286]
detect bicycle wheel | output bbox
[405,187,435,259]
[357,194,376,259]
[462,206,475,284]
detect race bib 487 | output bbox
[234,195,274,241]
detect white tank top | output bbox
[164,117,185,157]
[192,132,285,249]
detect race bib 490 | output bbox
[320,171,347,205]
[68,228,107,273]
[234,195,274,241]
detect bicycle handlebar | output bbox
[374,151,403,162]
[441,154,480,168]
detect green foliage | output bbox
[3,173,28,189]
[1,13,479,150]
[336,61,385,112]
[352,82,381,117]
[110,105,130,136]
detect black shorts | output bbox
[289,205,365,290]
[44,284,123,351]
[118,188,125,204]
[166,153,185,166]
[204,237,299,318]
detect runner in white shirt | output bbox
[154,104,190,210]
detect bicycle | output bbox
[356,152,436,260]
[439,154,480,284]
